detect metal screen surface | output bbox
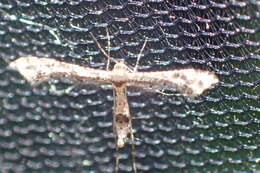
[0,0,259,173]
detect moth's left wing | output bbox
[8,56,113,86]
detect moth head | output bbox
[113,61,130,72]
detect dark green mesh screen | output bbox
[0,0,259,173]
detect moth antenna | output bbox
[90,32,118,64]
[134,37,148,73]
[106,28,111,70]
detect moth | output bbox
[8,55,218,172]
[8,56,219,143]
[8,29,219,172]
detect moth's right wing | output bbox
[127,69,219,98]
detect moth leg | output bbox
[130,125,137,173]
[115,138,120,173]
[49,84,75,96]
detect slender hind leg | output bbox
[113,86,120,173]
[115,141,120,173]
[129,37,148,173]
[130,125,137,173]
